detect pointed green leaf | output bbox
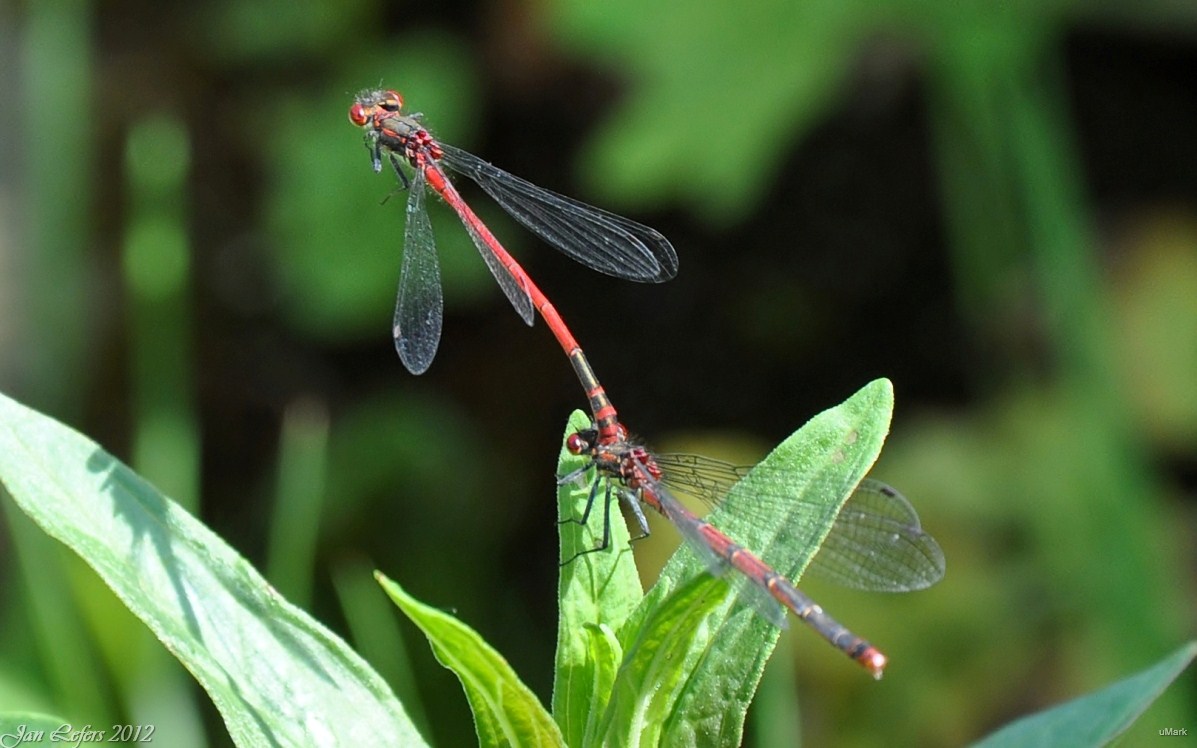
[0,390,421,746]
[553,409,643,745]
[972,642,1197,747]
[378,573,565,748]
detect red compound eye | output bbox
[565,433,588,455]
[348,102,370,127]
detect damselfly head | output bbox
[349,89,405,127]
[566,430,597,456]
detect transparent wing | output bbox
[393,169,443,375]
[655,453,749,502]
[654,454,944,593]
[806,479,945,592]
[439,144,678,283]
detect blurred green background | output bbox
[1,0,1195,746]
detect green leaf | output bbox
[0,390,422,747]
[553,409,643,746]
[378,573,565,748]
[594,573,731,747]
[972,642,1197,748]
[608,379,894,746]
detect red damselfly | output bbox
[349,88,677,374]
[559,423,944,678]
[574,356,936,677]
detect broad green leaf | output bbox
[610,379,895,746]
[972,642,1197,748]
[378,573,564,748]
[553,409,643,746]
[0,390,421,747]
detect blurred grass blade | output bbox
[20,0,93,415]
[0,390,422,746]
[266,397,330,606]
[612,379,895,745]
[378,572,565,748]
[553,409,643,746]
[333,558,432,739]
[123,114,198,513]
[972,642,1197,747]
[1,502,112,720]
